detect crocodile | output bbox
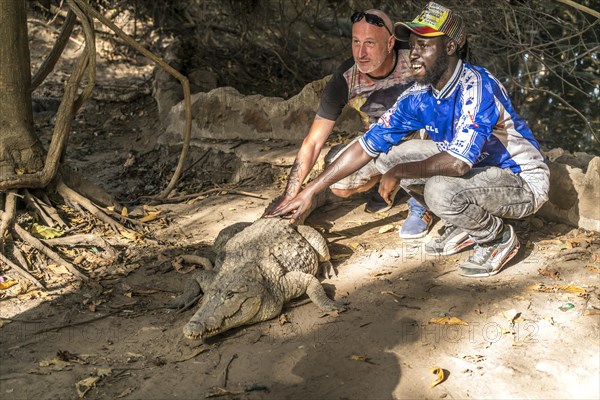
[168,217,344,340]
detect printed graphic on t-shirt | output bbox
[344,49,415,128]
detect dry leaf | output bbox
[76,376,100,398]
[39,357,72,371]
[558,285,587,293]
[46,264,72,275]
[430,367,446,387]
[121,207,128,217]
[31,223,65,239]
[527,283,588,293]
[206,387,243,398]
[139,211,161,223]
[538,267,561,280]
[499,309,521,324]
[381,291,405,300]
[429,316,468,326]
[350,354,372,363]
[369,271,392,277]
[119,229,139,241]
[117,387,135,398]
[279,313,289,325]
[0,280,18,290]
[172,256,196,274]
[378,224,395,234]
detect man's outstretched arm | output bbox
[264,117,336,215]
[268,141,373,223]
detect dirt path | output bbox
[1,172,599,399]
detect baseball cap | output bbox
[394,2,466,48]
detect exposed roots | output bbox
[0,178,139,289]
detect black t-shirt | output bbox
[317,48,416,130]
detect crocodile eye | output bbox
[225,290,236,299]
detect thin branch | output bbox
[0,252,46,289]
[513,81,599,144]
[70,0,193,200]
[556,0,600,19]
[65,0,96,112]
[30,9,76,90]
[33,310,122,335]
[13,222,88,280]
[43,233,117,259]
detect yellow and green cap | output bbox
[394,2,466,47]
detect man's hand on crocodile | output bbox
[263,194,293,217]
[266,190,314,224]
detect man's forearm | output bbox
[284,160,305,197]
[303,141,373,196]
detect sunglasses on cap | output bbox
[351,11,392,35]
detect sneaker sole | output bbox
[459,240,521,278]
[424,237,475,256]
[400,230,429,239]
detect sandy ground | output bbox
[1,14,599,400]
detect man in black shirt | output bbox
[265,9,436,239]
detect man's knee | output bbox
[330,187,353,198]
[423,176,459,214]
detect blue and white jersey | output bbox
[359,60,549,210]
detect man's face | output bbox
[408,35,450,88]
[351,19,393,75]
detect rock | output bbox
[160,77,362,144]
[538,153,600,232]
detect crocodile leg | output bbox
[296,225,336,278]
[283,271,346,314]
[167,270,216,309]
[296,225,330,262]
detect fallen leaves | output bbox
[31,223,65,239]
[76,376,100,398]
[527,283,589,294]
[430,366,447,387]
[378,224,395,234]
[350,354,375,364]
[0,279,18,290]
[429,316,469,326]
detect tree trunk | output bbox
[0,0,45,181]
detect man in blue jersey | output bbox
[269,2,550,277]
[264,9,435,239]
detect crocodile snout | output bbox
[183,321,204,339]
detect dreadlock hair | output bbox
[443,36,477,64]
[459,40,477,64]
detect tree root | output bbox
[56,179,129,235]
[13,222,88,281]
[23,189,67,228]
[0,179,137,288]
[0,252,45,289]
[43,234,117,260]
[0,191,18,249]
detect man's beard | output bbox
[420,51,449,86]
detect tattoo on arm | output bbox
[285,161,303,196]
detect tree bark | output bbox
[0,0,45,181]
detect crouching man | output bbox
[268,2,549,277]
